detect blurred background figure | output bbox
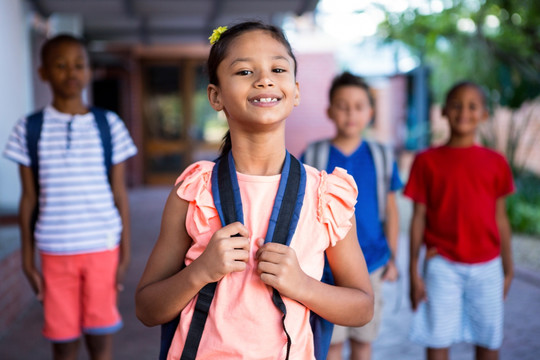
[302,71,402,360]
[405,81,514,360]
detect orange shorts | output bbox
[40,248,122,342]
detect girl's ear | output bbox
[480,108,489,122]
[294,81,300,107]
[207,84,223,111]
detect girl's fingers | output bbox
[227,237,251,251]
[255,242,288,260]
[231,248,250,262]
[257,260,281,276]
[219,221,250,239]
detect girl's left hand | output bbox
[255,239,308,300]
[503,272,513,300]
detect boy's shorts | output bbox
[40,247,123,342]
[331,266,385,344]
[410,255,503,349]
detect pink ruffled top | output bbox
[167,161,357,360]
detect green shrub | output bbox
[508,171,540,236]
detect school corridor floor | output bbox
[1,186,539,359]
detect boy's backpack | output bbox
[303,139,394,223]
[26,107,113,188]
[159,152,330,360]
[25,107,113,228]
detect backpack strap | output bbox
[365,140,394,223]
[26,110,45,192]
[177,151,305,360]
[26,110,45,231]
[303,139,330,171]
[90,107,113,179]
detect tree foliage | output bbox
[377,0,540,108]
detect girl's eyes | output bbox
[236,70,252,76]
[235,68,287,76]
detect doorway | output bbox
[141,60,227,185]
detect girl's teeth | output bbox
[254,98,277,103]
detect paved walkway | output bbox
[1,187,539,359]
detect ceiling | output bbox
[28,0,320,46]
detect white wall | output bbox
[0,0,33,213]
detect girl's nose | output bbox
[254,71,274,88]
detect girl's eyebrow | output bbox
[229,55,291,68]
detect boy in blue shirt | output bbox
[302,71,402,360]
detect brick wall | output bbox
[0,249,34,337]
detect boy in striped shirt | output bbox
[3,34,137,359]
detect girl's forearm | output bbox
[135,258,211,327]
[409,203,426,276]
[296,276,373,327]
[496,198,513,276]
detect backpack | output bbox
[159,152,330,360]
[303,139,394,223]
[25,107,113,228]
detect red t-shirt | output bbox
[404,145,514,263]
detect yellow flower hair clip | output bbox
[209,26,228,45]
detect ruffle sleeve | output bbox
[317,167,358,247]
[175,161,218,234]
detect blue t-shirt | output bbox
[302,141,402,274]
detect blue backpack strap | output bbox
[26,110,44,186]
[90,106,113,179]
[26,110,45,231]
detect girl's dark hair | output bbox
[444,81,488,108]
[40,34,86,66]
[329,71,374,107]
[207,21,297,158]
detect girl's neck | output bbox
[52,97,88,115]
[230,131,287,176]
[446,133,476,148]
[332,134,363,155]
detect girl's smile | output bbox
[249,94,282,106]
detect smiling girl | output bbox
[135,21,373,360]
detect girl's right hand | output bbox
[196,222,251,284]
[409,274,426,311]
